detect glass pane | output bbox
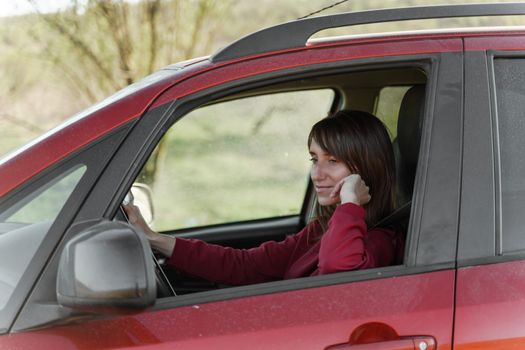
[494,58,525,253]
[375,86,411,140]
[0,165,86,310]
[7,166,85,224]
[144,90,334,231]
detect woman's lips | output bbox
[315,185,333,194]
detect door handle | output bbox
[325,336,436,350]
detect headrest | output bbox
[394,85,426,206]
[397,85,425,167]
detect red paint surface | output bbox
[455,260,525,349]
[453,33,525,349]
[465,34,525,51]
[3,270,454,349]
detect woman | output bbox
[125,110,398,286]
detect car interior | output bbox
[120,65,428,297]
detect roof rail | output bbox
[212,3,525,63]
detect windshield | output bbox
[0,165,85,310]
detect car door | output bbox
[5,36,463,349]
[455,34,525,349]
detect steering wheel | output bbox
[117,201,176,298]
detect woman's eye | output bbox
[309,158,317,163]
[329,158,338,163]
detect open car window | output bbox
[123,65,428,297]
[137,89,335,232]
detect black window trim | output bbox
[458,48,525,268]
[488,49,525,257]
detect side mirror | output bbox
[57,220,156,314]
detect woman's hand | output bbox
[123,204,176,257]
[330,174,371,206]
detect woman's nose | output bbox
[311,164,325,180]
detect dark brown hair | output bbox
[308,110,396,230]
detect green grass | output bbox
[147,90,334,231]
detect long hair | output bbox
[308,110,396,231]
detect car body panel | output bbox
[454,34,525,349]
[5,270,454,349]
[464,33,525,51]
[455,260,525,349]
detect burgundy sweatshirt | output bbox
[167,203,396,286]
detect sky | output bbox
[0,0,73,17]
[0,0,149,17]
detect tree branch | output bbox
[146,0,161,74]
[28,0,119,91]
[27,29,99,103]
[184,0,213,59]
[96,1,134,85]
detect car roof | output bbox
[212,2,525,62]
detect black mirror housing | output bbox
[57,220,156,314]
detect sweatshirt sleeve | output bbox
[317,203,395,274]
[166,228,307,286]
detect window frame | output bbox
[109,55,449,307]
[490,51,525,257]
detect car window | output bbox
[0,165,86,310]
[375,86,411,140]
[137,89,334,231]
[493,57,525,254]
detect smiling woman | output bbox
[308,110,396,231]
[125,109,399,287]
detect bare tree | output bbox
[27,0,232,104]
[22,0,232,183]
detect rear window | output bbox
[493,57,525,254]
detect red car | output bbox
[2,3,525,349]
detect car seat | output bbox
[395,85,425,207]
[374,84,426,264]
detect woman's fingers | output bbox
[339,174,371,205]
[330,178,346,198]
[122,204,136,222]
[123,204,152,234]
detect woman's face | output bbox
[309,139,352,206]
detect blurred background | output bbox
[0,0,521,158]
